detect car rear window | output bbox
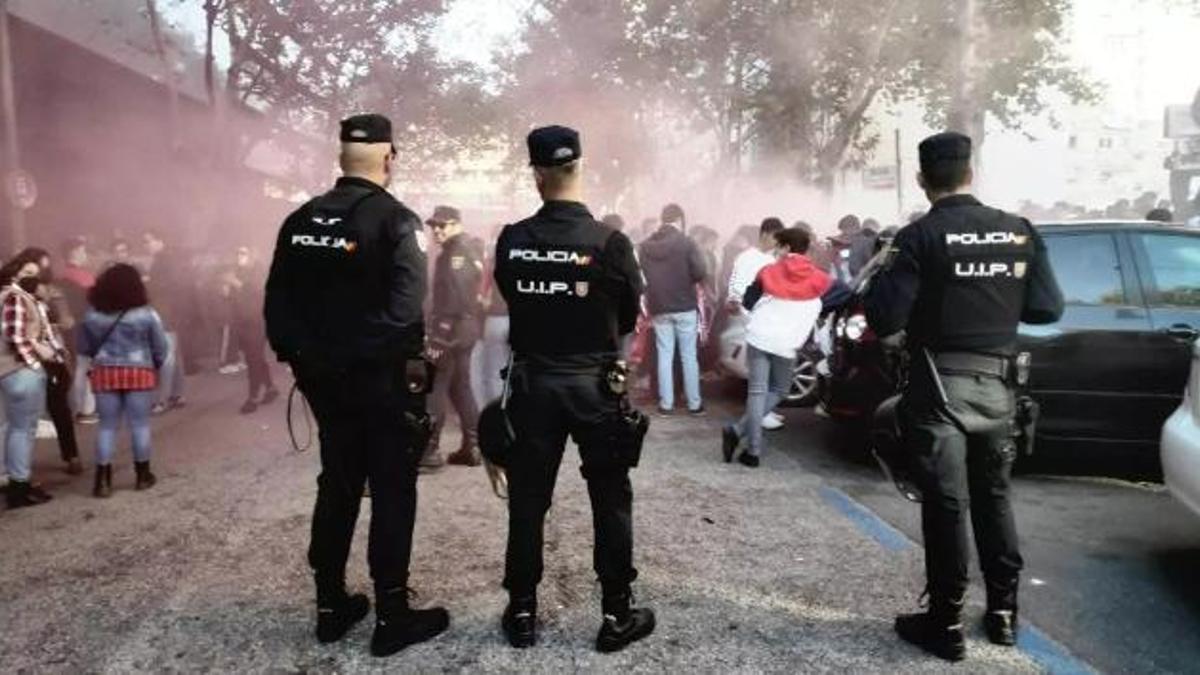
[1137,233,1200,308]
[1042,233,1127,305]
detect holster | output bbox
[395,358,435,456]
[594,362,650,469]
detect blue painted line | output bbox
[1017,625,1096,675]
[819,485,1096,674]
[818,485,912,552]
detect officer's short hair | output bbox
[921,159,971,192]
[534,160,579,191]
[760,217,785,238]
[775,227,811,254]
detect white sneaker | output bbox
[762,412,784,430]
[0,473,8,488]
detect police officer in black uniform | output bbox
[420,205,483,470]
[864,132,1064,662]
[264,113,449,657]
[493,125,655,652]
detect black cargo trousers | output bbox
[298,361,422,595]
[901,364,1022,610]
[503,365,637,598]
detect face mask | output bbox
[17,277,40,294]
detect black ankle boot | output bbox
[134,461,157,490]
[596,591,656,653]
[984,582,1019,646]
[315,578,370,644]
[371,587,450,657]
[5,480,52,509]
[501,594,537,648]
[895,595,966,662]
[93,465,113,498]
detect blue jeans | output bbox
[72,354,95,415]
[480,315,511,403]
[2,367,47,481]
[95,390,155,465]
[736,345,795,456]
[652,310,702,411]
[156,332,185,404]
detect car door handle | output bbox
[1163,324,1199,340]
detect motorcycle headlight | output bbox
[845,314,868,342]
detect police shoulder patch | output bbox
[451,256,465,270]
[414,230,429,254]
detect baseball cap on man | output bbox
[339,113,393,144]
[425,206,462,227]
[918,132,972,169]
[527,125,581,167]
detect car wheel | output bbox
[783,351,819,408]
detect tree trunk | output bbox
[947,0,985,177]
[144,0,180,149]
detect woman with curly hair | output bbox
[78,264,169,497]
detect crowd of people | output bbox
[1017,188,1200,226]
[0,234,274,508]
[411,201,884,476]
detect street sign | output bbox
[863,166,897,190]
[5,169,36,210]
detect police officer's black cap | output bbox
[919,132,972,166]
[339,113,393,144]
[527,125,581,167]
[426,205,461,226]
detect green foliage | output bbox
[503,0,1099,191]
[215,0,496,182]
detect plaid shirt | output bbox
[2,286,65,369]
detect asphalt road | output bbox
[0,370,1195,673]
[765,404,1200,675]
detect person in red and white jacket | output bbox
[722,227,840,467]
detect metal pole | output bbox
[895,127,903,221]
[0,0,25,249]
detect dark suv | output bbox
[818,221,1200,473]
[1021,222,1199,469]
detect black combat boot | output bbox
[895,594,966,662]
[315,576,370,644]
[984,582,1019,646]
[134,461,157,491]
[501,594,538,648]
[595,591,656,653]
[5,480,52,509]
[370,586,450,657]
[93,465,113,498]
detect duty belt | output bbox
[932,352,1012,380]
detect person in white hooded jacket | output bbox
[722,227,832,467]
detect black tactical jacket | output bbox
[495,200,642,369]
[264,176,427,366]
[864,194,1064,356]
